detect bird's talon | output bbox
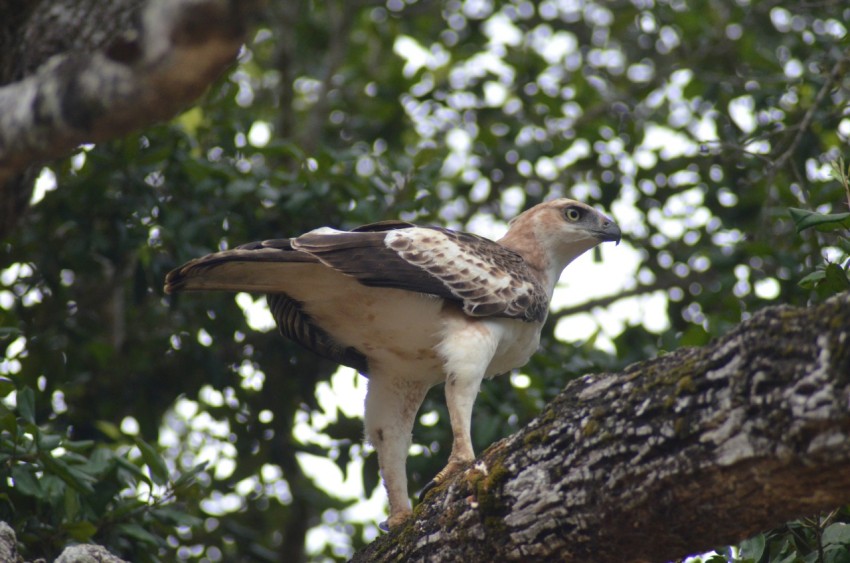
[419,462,466,502]
[418,478,439,502]
[381,510,413,531]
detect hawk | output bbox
[164,198,621,529]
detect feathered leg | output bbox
[364,375,428,530]
[421,318,499,498]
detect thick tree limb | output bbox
[354,292,850,562]
[0,0,260,238]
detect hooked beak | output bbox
[593,220,622,245]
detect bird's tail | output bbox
[164,239,316,294]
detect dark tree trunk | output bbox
[353,292,850,562]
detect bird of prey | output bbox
[164,198,621,530]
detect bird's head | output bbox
[500,198,621,278]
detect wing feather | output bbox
[292,229,456,298]
[163,239,315,294]
[267,293,369,374]
[294,225,547,322]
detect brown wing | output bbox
[163,239,315,294]
[293,224,548,322]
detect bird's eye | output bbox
[564,207,582,222]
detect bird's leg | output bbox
[422,322,497,500]
[364,376,428,531]
[437,369,482,480]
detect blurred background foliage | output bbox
[1,0,849,561]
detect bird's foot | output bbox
[418,459,469,502]
[379,509,413,532]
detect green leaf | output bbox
[173,106,205,138]
[36,432,62,451]
[107,497,148,520]
[11,465,43,498]
[0,378,16,398]
[64,485,80,520]
[173,461,207,488]
[62,439,96,453]
[16,386,35,424]
[824,546,850,563]
[789,208,850,233]
[94,420,123,440]
[816,263,850,298]
[151,506,203,527]
[0,404,17,434]
[799,269,826,289]
[0,327,21,338]
[824,523,850,546]
[136,438,169,486]
[63,520,98,542]
[39,453,95,494]
[739,533,767,560]
[680,323,711,347]
[114,455,152,487]
[116,523,165,547]
[39,474,65,503]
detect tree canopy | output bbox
[1,0,849,561]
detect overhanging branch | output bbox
[355,291,850,562]
[0,0,261,237]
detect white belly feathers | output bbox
[285,264,541,385]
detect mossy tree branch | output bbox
[354,291,850,562]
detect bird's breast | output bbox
[483,318,542,377]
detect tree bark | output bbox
[0,521,129,563]
[353,291,850,562]
[0,0,260,238]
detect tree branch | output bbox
[548,275,682,320]
[0,0,262,238]
[355,291,850,562]
[770,52,847,175]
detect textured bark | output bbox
[354,292,850,562]
[54,544,128,563]
[0,0,261,238]
[0,522,20,563]
[0,521,128,563]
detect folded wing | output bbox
[166,221,546,322]
[292,223,547,322]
